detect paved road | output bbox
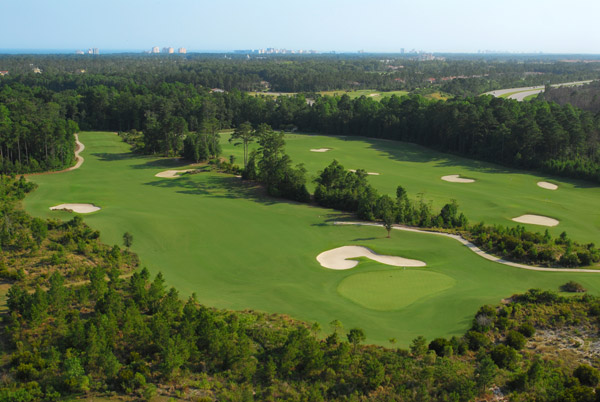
[483,80,594,101]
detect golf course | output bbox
[24,131,600,346]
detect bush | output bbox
[560,281,586,293]
[518,323,536,338]
[505,330,527,350]
[573,364,600,387]
[490,344,519,369]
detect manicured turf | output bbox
[24,132,600,346]
[222,132,600,246]
[338,269,456,311]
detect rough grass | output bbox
[23,132,600,346]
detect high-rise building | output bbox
[162,47,174,54]
[151,46,160,54]
[178,47,187,54]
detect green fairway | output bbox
[338,269,456,311]
[222,132,600,245]
[24,132,600,346]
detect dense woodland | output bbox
[0,54,597,94]
[542,80,600,114]
[1,55,600,182]
[2,175,600,401]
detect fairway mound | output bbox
[155,169,196,178]
[441,174,475,183]
[537,181,558,190]
[317,245,426,270]
[310,148,331,152]
[50,203,101,213]
[512,214,559,227]
[349,169,380,175]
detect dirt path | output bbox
[335,221,600,273]
[24,133,85,177]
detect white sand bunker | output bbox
[155,169,196,178]
[442,175,475,183]
[512,214,559,227]
[50,203,101,213]
[310,148,331,152]
[537,181,558,190]
[349,169,380,175]
[317,245,426,270]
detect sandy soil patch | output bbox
[155,169,196,178]
[310,148,331,153]
[369,93,380,97]
[316,245,426,270]
[537,181,558,190]
[512,214,559,227]
[50,203,101,213]
[441,174,475,183]
[349,169,380,175]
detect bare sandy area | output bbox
[155,169,196,178]
[310,148,332,153]
[369,93,380,97]
[335,221,600,273]
[537,181,558,190]
[512,214,559,227]
[349,169,380,175]
[316,245,426,270]
[441,174,475,183]
[50,203,101,213]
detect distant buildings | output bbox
[148,46,185,54]
[162,47,174,54]
[88,48,99,55]
[151,46,160,54]
[234,48,318,55]
[0,71,8,76]
[178,47,186,54]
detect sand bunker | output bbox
[441,175,475,183]
[50,203,101,213]
[310,148,331,152]
[348,169,380,175]
[537,181,558,190]
[155,169,196,178]
[512,214,559,227]
[316,245,426,270]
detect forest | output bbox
[541,80,600,114]
[1,55,599,181]
[2,175,600,401]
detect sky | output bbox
[1,0,599,54]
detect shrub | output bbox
[505,330,527,350]
[560,281,586,293]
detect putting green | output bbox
[23,132,600,346]
[338,269,456,311]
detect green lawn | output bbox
[223,132,600,245]
[24,132,600,346]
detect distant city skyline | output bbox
[1,0,599,54]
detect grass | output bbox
[23,132,600,346]
[223,132,600,245]
[338,269,456,311]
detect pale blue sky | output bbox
[1,0,599,53]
